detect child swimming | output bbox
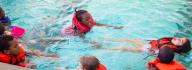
[62,8,123,38]
[0,35,30,67]
[54,56,106,70]
[0,35,58,68]
[105,36,191,54]
[0,7,11,28]
[76,56,107,70]
[147,46,186,70]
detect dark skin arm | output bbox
[94,22,123,29]
[77,29,85,38]
[77,22,123,46]
[83,38,102,48]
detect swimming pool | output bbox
[0,0,192,70]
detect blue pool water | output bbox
[0,0,192,70]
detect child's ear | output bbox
[3,50,10,54]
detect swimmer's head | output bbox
[158,46,174,64]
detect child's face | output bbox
[171,37,187,46]
[8,38,20,55]
[81,12,91,27]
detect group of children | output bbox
[0,7,59,69]
[0,7,107,70]
[0,6,191,70]
[108,37,191,70]
[61,8,191,70]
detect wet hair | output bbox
[0,23,6,35]
[0,7,3,12]
[0,7,4,16]
[158,37,191,54]
[175,39,191,53]
[0,35,14,53]
[80,56,100,70]
[158,46,174,64]
[75,8,88,22]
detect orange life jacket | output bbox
[147,58,186,70]
[0,47,28,67]
[97,63,107,70]
[149,37,177,52]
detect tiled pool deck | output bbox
[0,62,33,70]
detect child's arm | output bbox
[82,38,103,48]
[4,31,12,35]
[86,38,144,52]
[111,38,135,42]
[109,46,144,52]
[94,22,123,29]
[110,38,145,47]
[77,30,85,38]
[27,49,58,57]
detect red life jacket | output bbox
[0,47,28,67]
[149,37,177,52]
[147,58,186,70]
[97,63,107,70]
[72,13,95,32]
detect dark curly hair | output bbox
[0,23,5,35]
[75,8,88,22]
[0,35,14,53]
[175,39,191,53]
[80,56,100,70]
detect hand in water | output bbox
[92,44,102,48]
[46,54,59,58]
[29,40,37,44]
[65,28,72,32]
[30,49,58,58]
[4,31,11,35]
[113,26,123,29]
[115,38,129,42]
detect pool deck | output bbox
[0,62,33,70]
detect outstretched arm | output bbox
[111,38,145,47]
[94,22,123,29]
[108,46,144,52]
[26,49,58,58]
[84,38,144,52]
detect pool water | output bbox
[0,0,192,70]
